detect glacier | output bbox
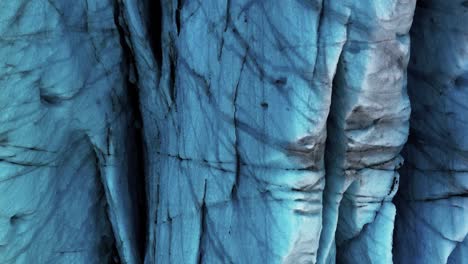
[0,0,466,263]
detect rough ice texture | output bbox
[131,0,415,263]
[394,1,468,263]
[0,0,466,264]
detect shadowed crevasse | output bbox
[394,1,468,263]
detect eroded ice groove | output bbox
[394,1,468,263]
[0,1,142,263]
[318,1,415,263]
[111,0,162,262]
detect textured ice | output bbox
[0,0,466,264]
